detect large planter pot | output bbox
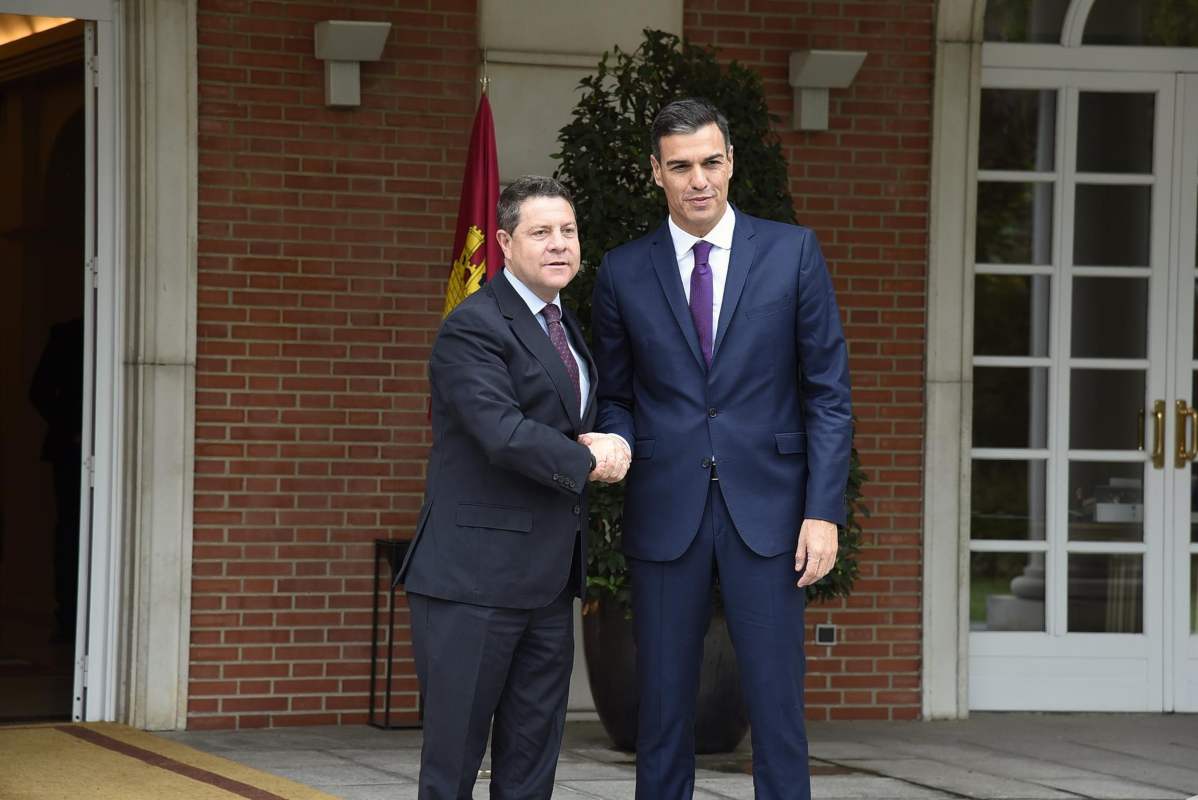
[581,596,749,753]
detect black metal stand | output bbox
[368,538,421,729]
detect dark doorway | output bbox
[0,17,86,723]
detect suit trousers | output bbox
[408,536,580,800]
[629,481,810,800]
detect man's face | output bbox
[497,196,581,303]
[650,122,734,238]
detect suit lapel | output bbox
[713,210,756,360]
[649,223,706,370]
[491,273,582,430]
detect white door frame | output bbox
[87,5,122,723]
[925,0,1198,718]
[969,68,1176,711]
[1,0,199,729]
[72,17,104,723]
[0,0,122,723]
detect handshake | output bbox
[579,432,630,484]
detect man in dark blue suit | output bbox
[400,175,630,800]
[591,99,852,800]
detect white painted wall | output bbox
[480,0,683,184]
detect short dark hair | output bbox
[496,175,575,234]
[650,98,732,161]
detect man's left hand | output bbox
[795,519,838,588]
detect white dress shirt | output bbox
[502,268,591,419]
[668,203,736,338]
[606,206,739,459]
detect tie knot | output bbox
[540,303,562,324]
[693,240,714,267]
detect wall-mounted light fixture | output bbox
[788,49,867,131]
[314,20,391,108]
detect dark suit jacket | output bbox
[399,270,598,608]
[592,208,852,562]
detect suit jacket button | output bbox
[553,473,561,481]
[572,505,581,515]
[708,408,718,418]
[701,457,712,468]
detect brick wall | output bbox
[189,0,931,729]
[190,0,475,729]
[686,0,933,720]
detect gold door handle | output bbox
[1177,400,1198,467]
[1152,400,1165,469]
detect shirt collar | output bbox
[502,267,561,317]
[667,203,736,261]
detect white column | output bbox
[922,0,986,720]
[118,0,198,730]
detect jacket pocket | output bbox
[455,503,533,533]
[745,294,793,319]
[633,438,655,460]
[775,432,807,454]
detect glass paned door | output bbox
[970,70,1181,711]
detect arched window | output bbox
[985,0,1198,47]
[985,0,1069,43]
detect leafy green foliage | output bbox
[555,29,866,612]
[1147,0,1198,46]
[581,482,629,614]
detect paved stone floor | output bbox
[163,714,1198,800]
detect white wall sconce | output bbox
[788,49,867,131]
[314,20,392,108]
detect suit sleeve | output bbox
[430,305,593,496]
[795,230,853,526]
[591,253,637,447]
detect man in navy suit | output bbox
[591,99,852,800]
[400,175,630,799]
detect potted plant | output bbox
[555,29,867,753]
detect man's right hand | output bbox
[579,432,630,483]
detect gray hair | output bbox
[650,98,732,161]
[496,175,575,234]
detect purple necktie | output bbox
[540,304,581,411]
[690,240,714,367]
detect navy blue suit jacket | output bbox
[592,209,852,561]
[399,272,597,608]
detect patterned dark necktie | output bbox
[540,304,581,412]
[690,240,714,366]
